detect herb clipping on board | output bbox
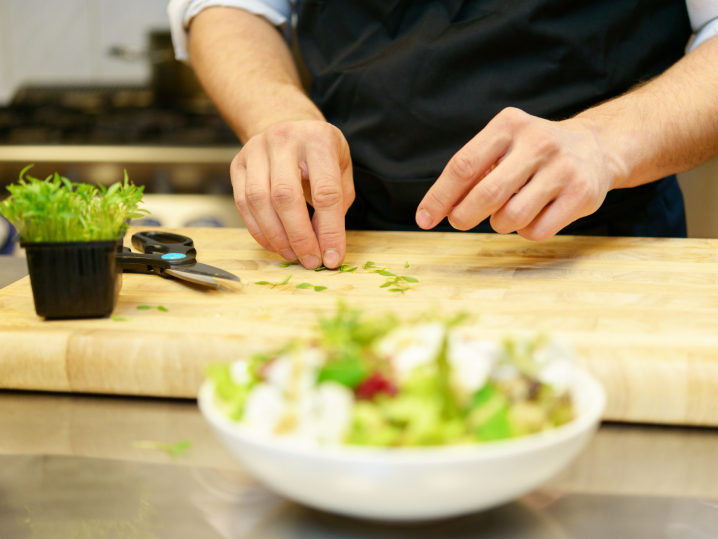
[296,283,327,292]
[133,440,193,458]
[0,165,147,243]
[255,274,293,288]
[137,305,169,312]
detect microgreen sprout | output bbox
[296,283,327,292]
[279,262,297,268]
[111,315,131,322]
[133,440,192,458]
[255,274,293,288]
[405,261,410,268]
[363,261,376,269]
[379,275,419,294]
[137,305,169,312]
[315,266,328,272]
[329,264,357,276]
[0,165,147,243]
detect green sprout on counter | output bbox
[0,165,147,243]
[279,262,296,268]
[405,261,410,268]
[296,283,327,292]
[379,275,418,294]
[133,440,193,458]
[255,274,292,288]
[111,315,131,322]
[137,305,169,312]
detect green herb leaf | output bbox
[379,282,393,288]
[278,274,292,285]
[404,261,410,268]
[376,270,396,277]
[111,315,131,321]
[157,306,169,313]
[313,286,327,292]
[315,266,328,272]
[388,289,406,293]
[255,281,271,285]
[400,276,419,283]
[136,305,152,310]
[318,358,367,388]
[279,263,294,268]
[296,283,313,289]
[133,440,193,458]
[363,261,376,269]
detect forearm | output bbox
[576,36,718,189]
[187,7,323,142]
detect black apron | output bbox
[294,0,691,237]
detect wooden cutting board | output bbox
[1,227,718,427]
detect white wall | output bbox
[0,0,171,104]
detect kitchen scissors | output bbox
[116,231,240,289]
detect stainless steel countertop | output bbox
[2,258,718,537]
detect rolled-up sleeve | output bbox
[686,0,718,51]
[168,0,291,62]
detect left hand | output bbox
[415,107,626,240]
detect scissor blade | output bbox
[178,262,241,282]
[165,269,220,289]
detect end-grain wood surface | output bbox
[1,228,717,426]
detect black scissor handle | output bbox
[131,231,197,257]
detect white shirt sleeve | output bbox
[167,0,291,62]
[686,0,718,51]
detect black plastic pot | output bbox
[21,240,123,319]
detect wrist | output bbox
[569,113,634,190]
[242,85,325,140]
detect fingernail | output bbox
[323,249,341,269]
[280,249,297,261]
[416,208,433,229]
[300,254,320,270]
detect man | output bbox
[169,0,718,270]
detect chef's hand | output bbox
[416,108,622,240]
[231,120,355,269]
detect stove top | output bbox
[0,85,239,146]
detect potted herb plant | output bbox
[0,165,146,319]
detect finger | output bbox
[267,137,322,270]
[305,138,346,269]
[230,150,275,252]
[243,141,297,261]
[447,149,541,231]
[489,167,563,234]
[416,110,530,229]
[517,196,580,241]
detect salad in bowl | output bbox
[199,305,605,520]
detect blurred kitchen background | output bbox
[0,0,717,255]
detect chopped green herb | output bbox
[379,282,393,288]
[376,270,396,277]
[363,261,376,269]
[297,283,327,292]
[137,305,152,310]
[315,266,328,272]
[111,315,131,321]
[388,288,406,293]
[133,440,193,458]
[405,261,410,268]
[400,276,419,283]
[256,274,293,289]
[279,263,294,268]
[157,306,169,313]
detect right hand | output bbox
[231,120,354,269]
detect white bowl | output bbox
[198,369,605,522]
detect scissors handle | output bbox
[117,231,197,277]
[131,231,197,257]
